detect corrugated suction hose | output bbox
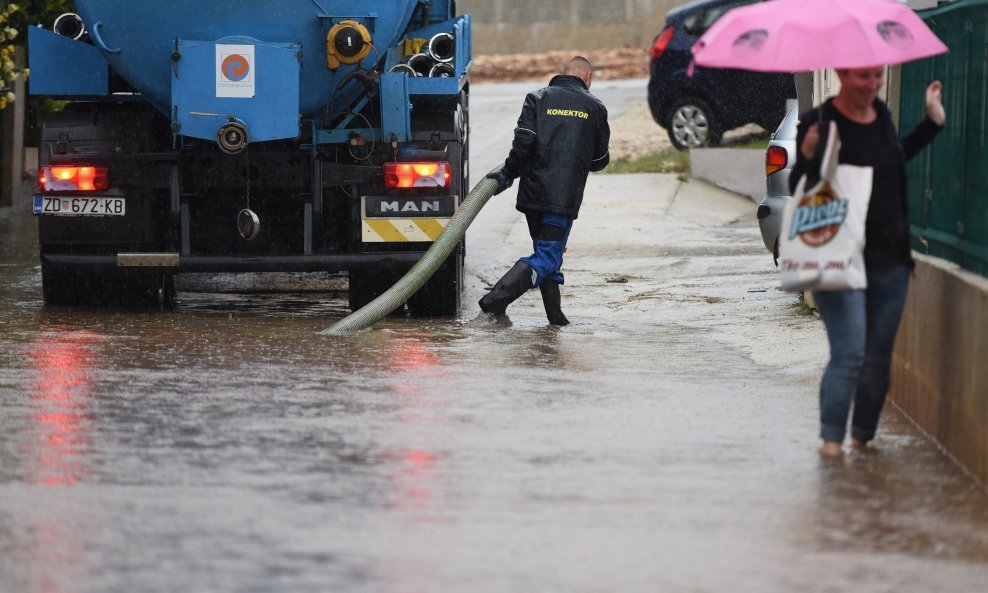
[320,171,500,335]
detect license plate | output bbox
[34,195,126,216]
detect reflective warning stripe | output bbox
[364,220,408,242]
[362,218,449,242]
[413,218,446,239]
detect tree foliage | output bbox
[6,1,76,37]
[0,3,23,110]
[4,1,75,140]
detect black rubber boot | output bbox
[539,280,570,326]
[479,261,534,318]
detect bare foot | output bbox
[850,438,868,450]
[819,442,843,457]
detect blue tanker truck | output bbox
[28,0,472,315]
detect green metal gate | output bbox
[901,0,988,278]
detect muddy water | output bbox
[2,208,987,593]
[2,80,988,593]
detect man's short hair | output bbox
[563,56,593,76]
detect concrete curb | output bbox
[689,147,764,204]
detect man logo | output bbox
[380,200,440,213]
[365,196,454,218]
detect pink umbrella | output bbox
[690,0,948,72]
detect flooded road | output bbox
[2,80,987,593]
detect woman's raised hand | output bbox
[926,80,946,126]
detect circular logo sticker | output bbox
[222,54,250,82]
[792,182,848,247]
[732,29,769,58]
[877,21,914,50]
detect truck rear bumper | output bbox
[42,252,423,273]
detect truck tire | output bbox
[41,266,174,309]
[348,269,402,313]
[406,138,466,317]
[41,266,82,307]
[113,271,175,309]
[406,250,463,317]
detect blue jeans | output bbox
[519,212,573,286]
[812,265,910,444]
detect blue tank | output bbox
[29,0,471,315]
[74,0,419,117]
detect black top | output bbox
[501,75,611,219]
[790,98,942,270]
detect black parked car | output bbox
[647,0,796,150]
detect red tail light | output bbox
[383,162,451,189]
[649,27,675,62]
[39,166,109,192]
[765,146,788,177]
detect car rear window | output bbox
[689,0,763,37]
[680,13,700,34]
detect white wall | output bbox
[458,0,691,54]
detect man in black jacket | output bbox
[480,56,610,325]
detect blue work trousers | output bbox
[812,265,910,444]
[519,212,573,287]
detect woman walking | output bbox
[790,67,946,457]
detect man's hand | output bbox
[485,169,513,195]
[926,80,946,126]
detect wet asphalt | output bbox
[1,79,987,593]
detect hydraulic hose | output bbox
[320,172,500,335]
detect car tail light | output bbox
[649,27,675,62]
[765,146,788,177]
[383,161,451,189]
[38,166,109,192]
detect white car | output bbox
[756,102,798,263]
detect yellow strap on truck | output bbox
[403,38,427,56]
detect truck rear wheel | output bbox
[41,267,80,307]
[41,266,175,309]
[406,250,463,317]
[348,269,402,313]
[406,136,466,318]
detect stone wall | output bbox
[890,254,988,486]
[458,0,686,55]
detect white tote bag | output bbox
[779,120,872,292]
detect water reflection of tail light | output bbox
[388,339,441,371]
[385,338,445,521]
[27,330,100,485]
[387,338,445,397]
[38,165,110,192]
[383,162,451,189]
[402,449,436,502]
